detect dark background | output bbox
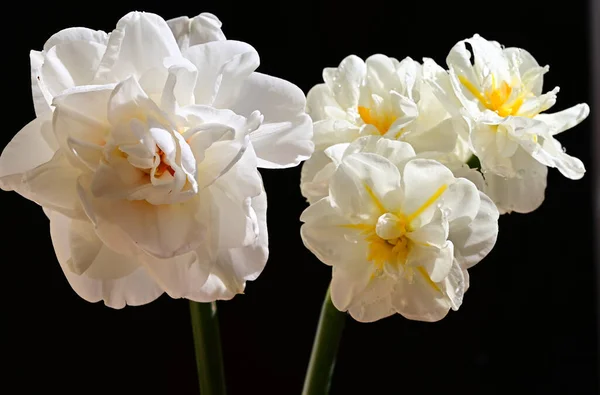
[3,0,598,394]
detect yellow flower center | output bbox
[342,183,447,283]
[458,74,528,117]
[357,106,398,135]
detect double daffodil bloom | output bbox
[300,138,499,322]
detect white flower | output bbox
[425,34,589,213]
[300,138,499,322]
[0,12,312,308]
[30,12,313,169]
[301,55,470,204]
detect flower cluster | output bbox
[0,12,313,308]
[300,34,587,322]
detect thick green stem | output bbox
[189,301,227,395]
[302,286,347,395]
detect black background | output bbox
[3,1,598,394]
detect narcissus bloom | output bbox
[425,34,588,213]
[0,12,313,308]
[300,138,499,322]
[301,55,470,204]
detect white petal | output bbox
[161,56,198,111]
[212,188,268,294]
[344,136,416,168]
[167,13,226,51]
[306,83,340,122]
[39,40,106,99]
[141,251,211,299]
[438,260,466,310]
[300,197,369,268]
[330,153,401,218]
[401,159,455,225]
[95,12,181,83]
[323,55,366,109]
[421,57,462,117]
[443,178,480,223]
[184,107,252,190]
[49,211,163,308]
[312,118,360,150]
[523,134,585,180]
[402,117,459,153]
[407,207,449,249]
[347,275,396,323]
[31,51,52,116]
[484,153,548,214]
[108,77,161,126]
[79,175,207,259]
[330,265,372,312]
[229,72,314,168]
[365,54,400,97]
[52,85,113,160]
[450,191,499,268]
[391,266,452,322]
[22,151,82,218]
[503,47,544,96]
[300,151,335,204]
[407,241,454,283]
[184,40,258,105]
[0,113,55,191]
[535,103,589,136]
[43,27,108,51]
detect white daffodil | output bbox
[300,139,499,322]
[425,34,589,213]
[0,11,312,308]
[301,135,484,204]
[301,55,471,204]
[30,12,313,169]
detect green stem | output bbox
[189,301,227,395]
[302,285,347,395]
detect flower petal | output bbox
[184,40,258,105]
[443,177,480,223]
[300,197,369,268]
[95,12,181,83]
[141,251,211,299]
[229,72,314,168]
[391,266,453,322]
[306,83,340,122]
[0,113,55,191]
[49,211,163,309]
[401,159,455,225]
[346,275,396,323]
[450,191,499,268]
[330,153,401,218]
[22,151,82,218]
[402,117,459,153]
[167,13,226,51]
[344,136,416,168]
[323,55,366,109]
[484,152,548,214]
[79,174,207,259]
[38,40,106,100]
[535,103,590,136]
